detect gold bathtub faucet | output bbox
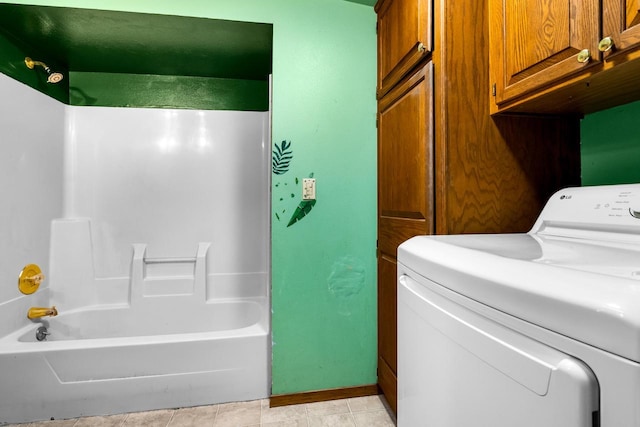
[27,306,58,320]
[18,264,45,295]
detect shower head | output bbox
[24,57,64,84]
[47,71,64,84]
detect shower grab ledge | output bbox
[144,257,197,264]
[131,242,210,301]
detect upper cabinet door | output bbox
[490,0,600,105]
[602,0,640,55]
[375,0,431,98]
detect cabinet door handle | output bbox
[576,49,591,63]
[418,42,426,53]
[598,37,614,52]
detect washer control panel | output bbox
[530,184,640,234]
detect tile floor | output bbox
[7,395,396,427]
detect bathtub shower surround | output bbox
[58,106,270,308]
[0,77,271,424]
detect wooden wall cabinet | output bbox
[490,0,640,115]
[375,0,431,98]
[376,0,581,414]
[602,0,640,53]
[489,0,600,106]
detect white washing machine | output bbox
[397,183,640,427]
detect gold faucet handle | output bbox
[26,273,45,284]
[18,264,44,295]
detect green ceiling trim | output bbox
[0,3,272,80]
[0,3,272,110]
[0,30,69,104]
[69,72,268,111]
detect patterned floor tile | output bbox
[352,409,395,427]
[261,401,307,424]
[73,413,126,427]
[305,400,350,417]
[168,405,218,426]
[347,395,386,413]
[214,400,261,426]
[308,413,356,427]
[122,409,174,427]
[17,395,396,427]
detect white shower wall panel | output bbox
[0,74,64,305]
[64,107,269,285]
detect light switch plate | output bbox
[302,178,316,200]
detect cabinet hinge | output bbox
[492,83,496,97]
[376,116,379,128]
[376,22,378,34]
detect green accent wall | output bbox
[69,72,268,110]
[0,4,271,111]
[0,4,272,80]
[5,0,378,395]
[581,99,640,186]
[0,31,68,103]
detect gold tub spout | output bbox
[27,306,58,320]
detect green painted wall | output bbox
[0,4,272,111]
[69,72,268,110]
[0,37,267,111]
[581,99,640,185]
[7,0,378,395]
[0,31,68,103]
[0,22,269,110]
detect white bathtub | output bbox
[0,297,270,425]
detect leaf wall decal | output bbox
[272,140,293,175]
[287,199,316,227]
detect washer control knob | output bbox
[629,197,640,218]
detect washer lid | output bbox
[398,233,640,363]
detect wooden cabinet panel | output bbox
[441,115,581,234]
[627,0,640,27]
[377,62,433,414]
[378,63,433,234]
[491,0,600,105]
[378,217,428,257]
[602,0,640,54]
[375,0,431,97]
[377,254,397,413]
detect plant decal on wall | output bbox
[287,173,316,227]
[272,140,293,175]
[286,199,316,227]
[272,140,317,227]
